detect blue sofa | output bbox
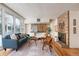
[2,33,30,51]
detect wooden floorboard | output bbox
[63,48,79,56]
[0,49,12,56]
[52,38,79,56]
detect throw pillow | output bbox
[10,34,17,40]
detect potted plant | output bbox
[47,27,51,34]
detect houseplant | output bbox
[47,27,51,34]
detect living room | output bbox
[0,3,79,56]
[0,3,57,56]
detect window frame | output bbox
[15,17,21,33]
[4,12,14,34]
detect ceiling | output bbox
[5,3,79,19]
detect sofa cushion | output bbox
[19,34,24,38]
[19,37,26,43]
[4,35,11,39]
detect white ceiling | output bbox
[5,3,79,19]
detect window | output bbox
[0,10,2,47]
[4,13,21,34]
[15,18,20,33]
[73,27,76,34]
[4,13,14,35]
[73,19,76,26]
[0,10,2,35]
[73,19,77,34]
[31,24,37,33]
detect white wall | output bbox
[69,11,79,48]
[50,19,58,41]
[26,24,31,34]
[24,17,49,24]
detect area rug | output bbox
[8,40,56,56]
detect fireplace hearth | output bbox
[58,32,66,44]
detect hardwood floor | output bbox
[0,49,12,56]
[52,38,79,56]
[63,48,79,56]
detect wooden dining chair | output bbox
[42,34,52,52]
